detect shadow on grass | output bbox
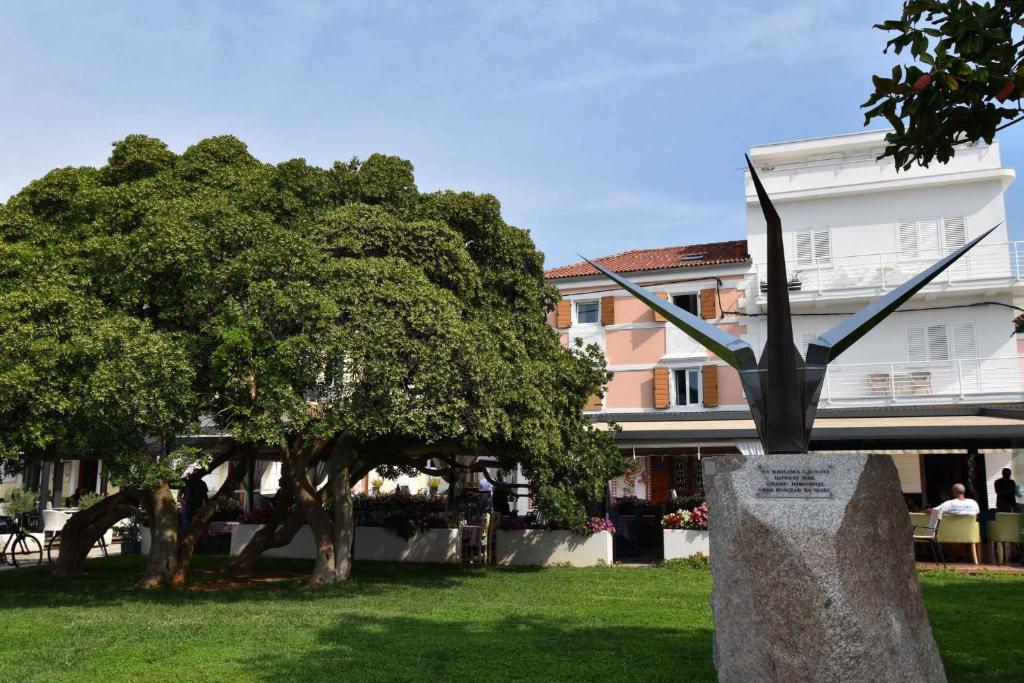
[0,555,546,609]
[246,612,715,682]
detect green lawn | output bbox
[0,557,1021,682]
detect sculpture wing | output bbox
[581,257,758,371]
[808,224,999,366]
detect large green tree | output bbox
[0,135,623,588]
[864,0,1024,169]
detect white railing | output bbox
[755,241,1024,296]
[820,355,1024,405]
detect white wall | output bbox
[747,179,1011,266]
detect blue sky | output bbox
[3,1,1022,269]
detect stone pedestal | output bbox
[703,453,946,682]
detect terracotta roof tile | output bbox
[545,240,749,279]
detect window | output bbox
[906,322,976,362]
[794,229,831,266]
[898,216,966,259]
[576,300,599,324]
[672,293,699,316]
[674,368,701,406]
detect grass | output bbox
[0,557,1021,682]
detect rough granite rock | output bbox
[703,453,946,683]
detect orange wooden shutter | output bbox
[653,367,670,409]
[653,292,669,322]
[556,300,571,328]
[584,394,603,411]
[702,364,719,408]
[699,289,718,320]
[600,296,615,325]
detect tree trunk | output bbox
[292,458,337,588]
[169,458,246,588]
[330,446,355,582]
[52,488,141,577]
[229,474,299,575]
[137,481,179,590]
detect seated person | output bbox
[927,483,979,516]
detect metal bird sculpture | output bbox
[584,156,998,454]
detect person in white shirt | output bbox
[931,483,980,516]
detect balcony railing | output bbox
[819,356,1024,405]
[754,241,1024,297]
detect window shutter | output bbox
[653,367,670,409]
[653,292,668,322]
[584,394,603,412]
[555,300,571,328]
[943,216,967,250]
[926,324,950,361]
[701,365,719,407]
[813,229,832,264]
[898,221,919,258]
[918,217,940,257]
[795,232,813,266]
[950,321,976,359]
[600,296,615,326]
[699,289,717,320]
[907,325,927,362]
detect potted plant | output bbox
[371,478,384,495]
[427,477,441,496]
[662,502,709,560]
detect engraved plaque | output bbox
[755,464,834,499]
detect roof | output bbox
[545,240,749,280]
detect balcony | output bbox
[818,356,1024,406]
[753,241,1024,301]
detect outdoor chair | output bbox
[909,371,932,395]
[987,512,1021,565]
[936,513,981,564]
[41,509,70,543]
[912,509,944,568]
[867,373,890,397]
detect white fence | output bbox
[820,356,1024,405]
[754,241,1024,296]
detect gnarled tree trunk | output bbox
[330,444,355,583]
[137,481,179,590]
[168,457,246,588]
[229,469,300,575]
[52,488,141,577]
[292,452,337,587]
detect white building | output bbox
[546,130,1024,510]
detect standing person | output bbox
[180,471,209,532]
[477,475,494,513]
[994,468,1018,512]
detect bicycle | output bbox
[0,513,43,567]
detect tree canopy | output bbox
[864,1,1024,169]
[0,134,623,586]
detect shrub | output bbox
[660,553,710,570]
[77,492,106,509]
[4,488,38,516]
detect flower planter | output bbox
[494,530,613,567]
[354,526,459,563]
[662,529,709,559]
[228,524,460,563]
